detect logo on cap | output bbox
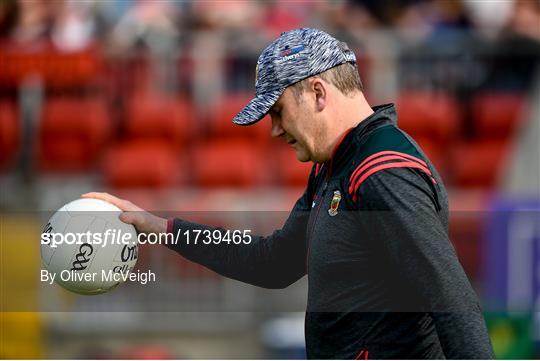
[280,45,304,57]
[277,44,306,63]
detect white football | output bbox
[41,198,138,295]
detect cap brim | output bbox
[233,90,282,126]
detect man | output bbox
[84,28,494,359]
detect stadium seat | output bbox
[413,137,446,177]
[192,139,265,187]
[0,100,20,171]
[276,145,312,186]
[102,140,182,188]
[125,95,194,147]
[49,46,103,89]
[105,54,151,97]
[449,140,509,188]
[0,41,102,90]
[471,92,526,137]
[396,92,461,143]
[209,94,271,140]
[38,97,111,171]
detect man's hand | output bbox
[81,192,168,235]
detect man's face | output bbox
[269,87,322,162]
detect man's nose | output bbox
[271,117,284,138]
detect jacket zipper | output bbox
[306,176,329,272]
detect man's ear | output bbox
[311,78,327,112]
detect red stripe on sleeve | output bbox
[350,161,435,202]
[349,154,433,195]
[355,350,369,359]
[349,151,428,189]
[348,155,430,194]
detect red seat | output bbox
[276,145,312,186]
[0,100,20,171]
[449,140,508,188]
[192,139,264,187]
[102,140,182,188]
[396,92,461,143]
[471,93,526,137]
[48,46,103,89]
[209,94,271,140]
[0,42,102,90]
[413,137,446,176]
[38,97,111,171]
[126,95,194,148]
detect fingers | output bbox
[81,192,163,234]
[81,192,141,212]
[119,211,139,225]
[119,211,167,235]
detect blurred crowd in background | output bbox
[0,0,539,192]
[0,0,539,359]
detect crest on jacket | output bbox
[328,190,342,216]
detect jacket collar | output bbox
[322,103,397,178]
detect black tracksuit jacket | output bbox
[167,104,495,359]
